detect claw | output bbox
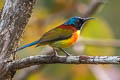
[52,48,59,57]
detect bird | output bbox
[15,16,93,56]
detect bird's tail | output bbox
[15,40,40,52]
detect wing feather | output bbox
[39,27,73,43]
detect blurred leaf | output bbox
[41,64,73,80]
[81,18,115,56]
[27,72,49,80]
[41,0,75,13]
[71,65,96,80]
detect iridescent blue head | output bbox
[64,16,94,30]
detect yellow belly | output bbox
[50,30,80,48]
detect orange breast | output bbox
[50,30,80,48]
[58,25,80,46]
[68,30,80,46]
[50,25,80,48]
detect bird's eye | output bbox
[75,19,80,24]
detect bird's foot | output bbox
[52,48,59,57]
[51,52,59,57]
[65,52,71,56]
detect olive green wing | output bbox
[38,27,73,43]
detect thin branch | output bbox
[13,65,45,80]
[89,65,112,80]
[79,38,120,47]
[8,55,120,71]
[82,0,105,17]
[89,65,120,80]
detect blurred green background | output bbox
[1,0,120,80]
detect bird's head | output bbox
[64,16,94,30]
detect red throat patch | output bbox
[58,25,77,32]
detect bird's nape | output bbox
[64,16,94,30]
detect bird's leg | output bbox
[52,48,59,57]
[59,48,71,56]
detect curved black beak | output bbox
[82,17,94,22]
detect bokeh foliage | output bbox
[17,0,116,80]
[82,19,114,56]
[1,0,119,80]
